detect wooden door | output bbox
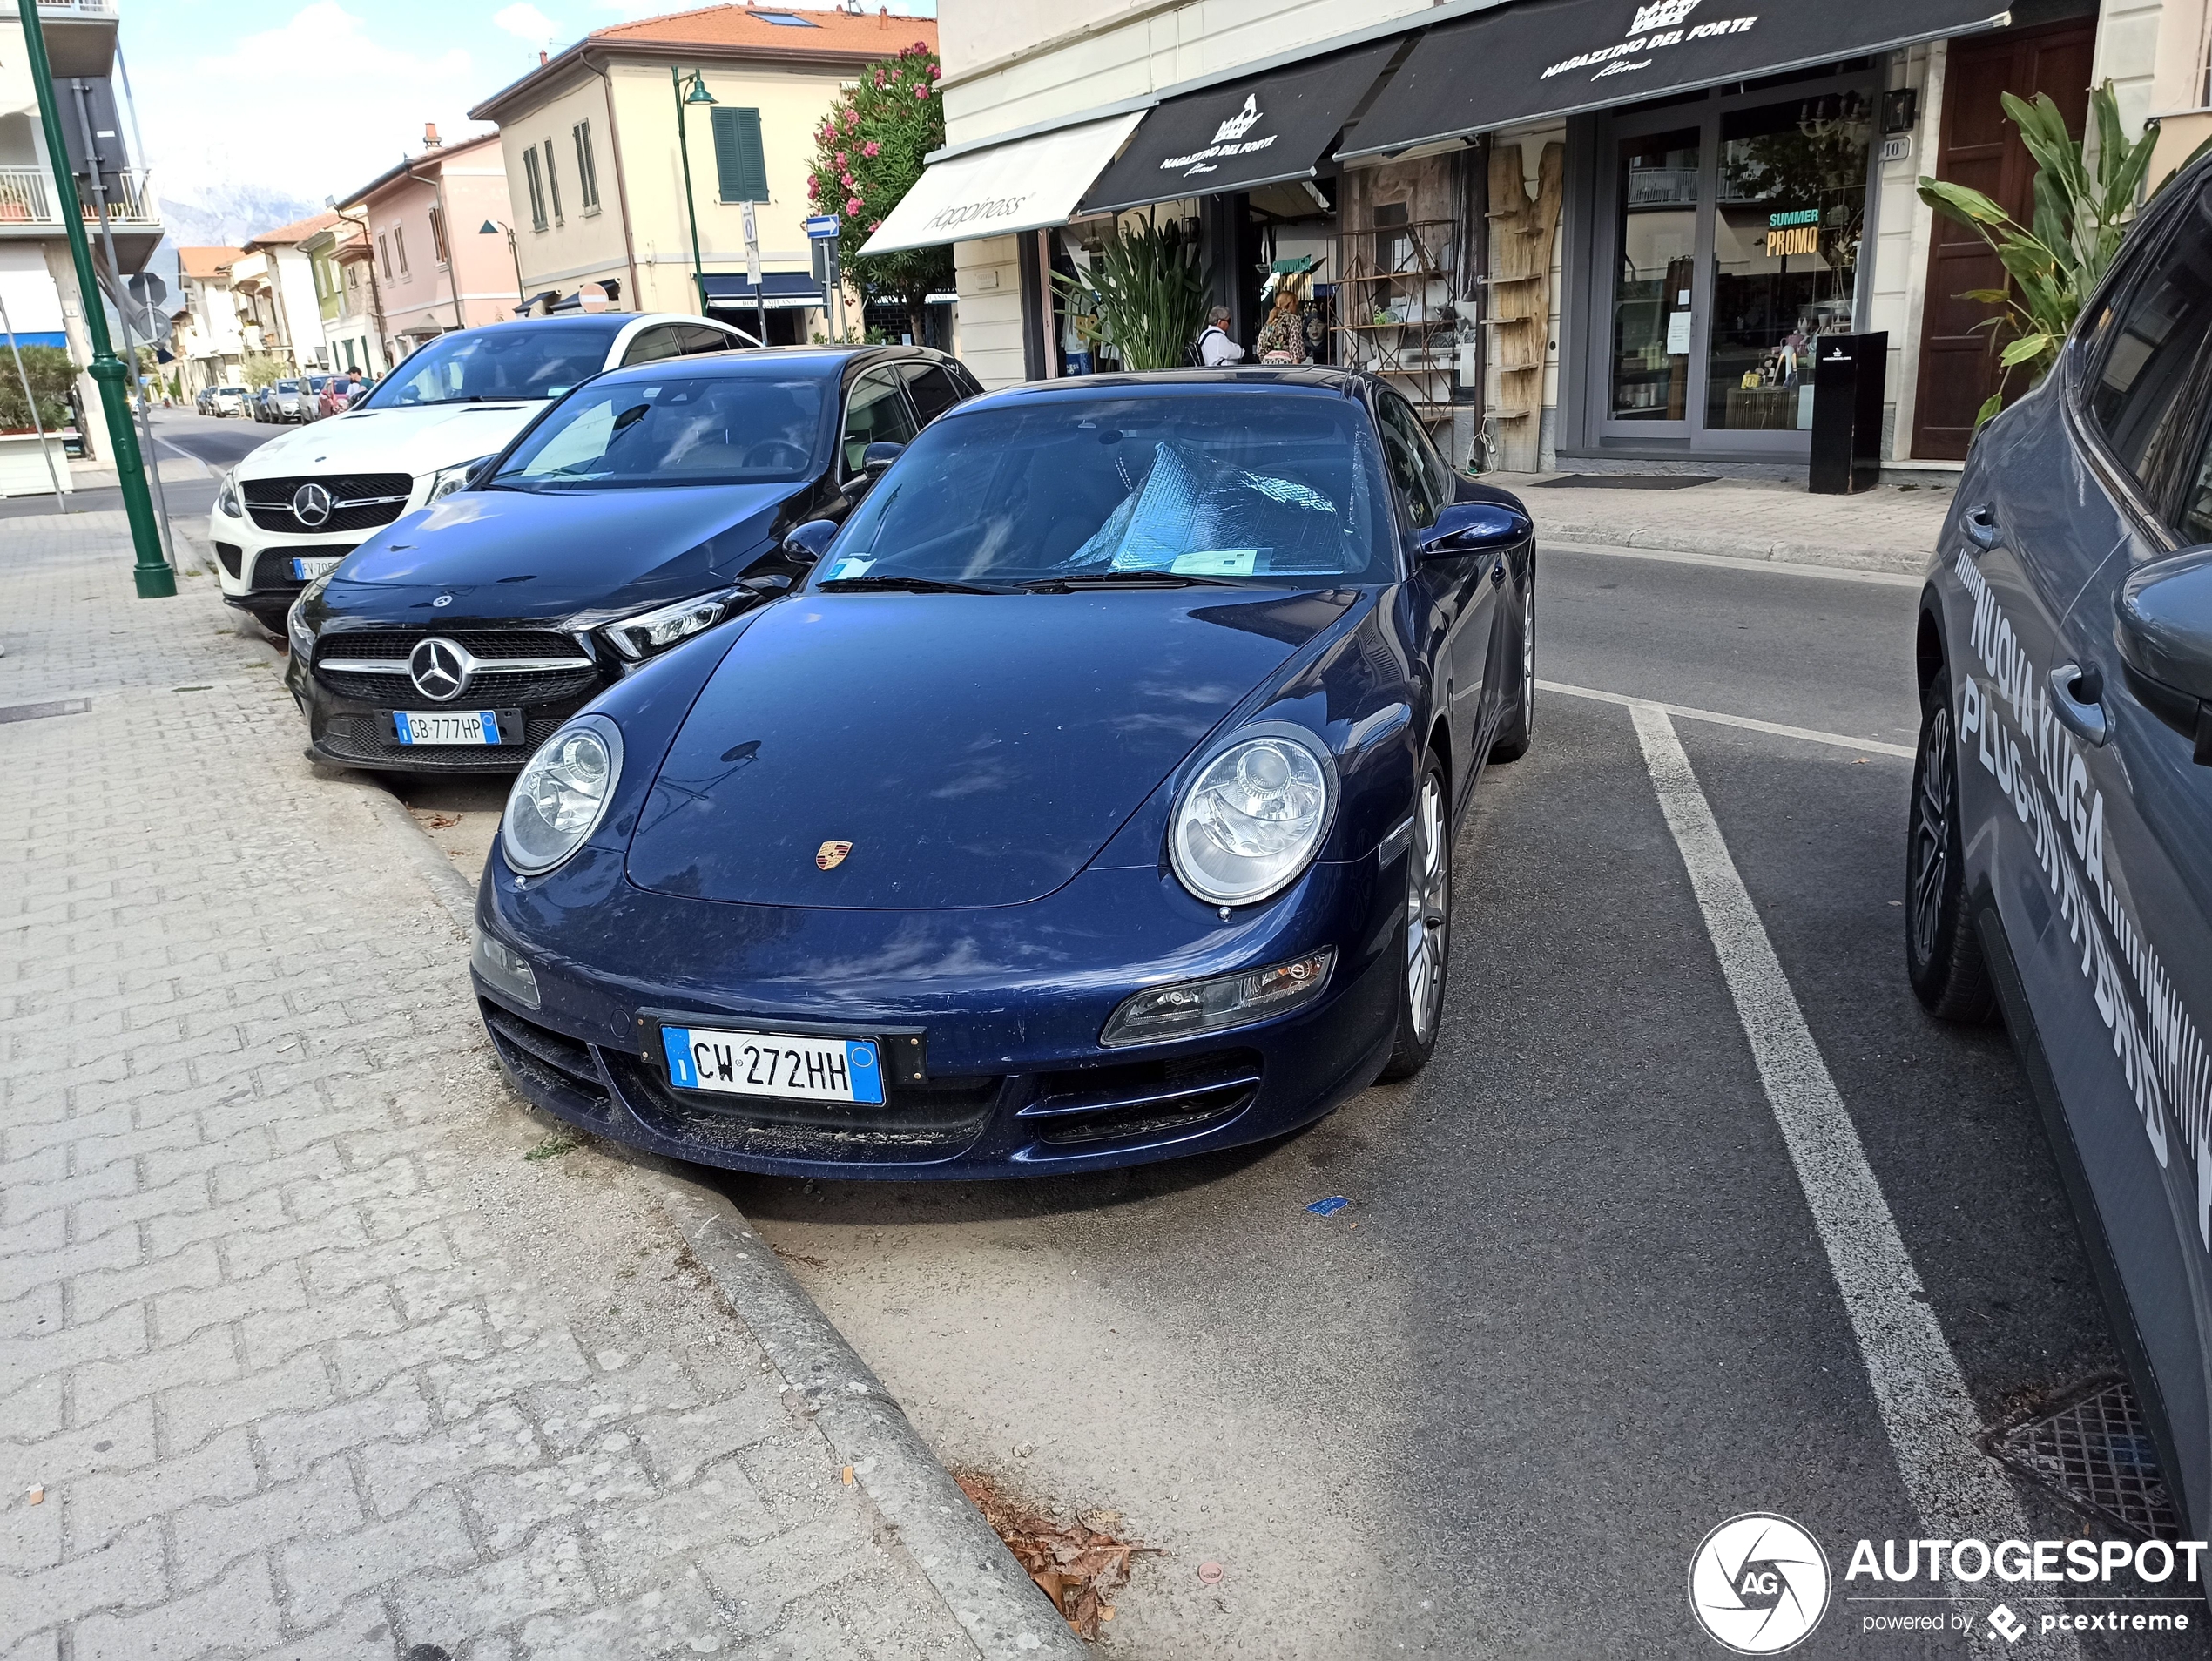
[1911,19,2095,460]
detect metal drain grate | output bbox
[1984,1376,2180,1537]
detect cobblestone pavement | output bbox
[1487,469,1955,572]
[0,529,988,1658]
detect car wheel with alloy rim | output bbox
[1905,664,1994,1022]
[1380,756,1452,1081]
[1490,570,1534,763]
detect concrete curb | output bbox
[1532,517,1932,575]
[353,773,1087,1661]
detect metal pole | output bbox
[18,0,169,596]
[0,287,68,513]
[506,226,523,307]
[71,78,175,572]
[673,68,705,315]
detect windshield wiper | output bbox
[1022,570,1236,591]
[816,575,1003,595]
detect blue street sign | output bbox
[803,215,841,239]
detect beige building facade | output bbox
[923,0,2212,477]
[469,5,937,340]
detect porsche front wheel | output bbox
[1379,758,1452,1082]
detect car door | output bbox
[1377,390,1490,797]
[1971,182,2212,1534]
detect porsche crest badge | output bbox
[816,841,853,871]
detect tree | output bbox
[0,343,77,433]
[806,40,952,343]
[240,352,289,389]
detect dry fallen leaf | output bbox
[840,1465,854,1486]
[956,1471,1152,1642]
[26,1486,44,1505]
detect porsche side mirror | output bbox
[862,441,905,480]
[2118,544,2212,761]
[1418,500,1533,560]
[780,519,839,564]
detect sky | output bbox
[124,0,935,215]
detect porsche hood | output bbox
[624,586,1354,909]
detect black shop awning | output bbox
[1339,0,2010,158]
[700,271,826,312]
[1078,40,1400,216]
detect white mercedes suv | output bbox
[209,312,755,631]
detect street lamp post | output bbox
[16,0,171,598]
[479,220,524,308]
[672,67,716,315]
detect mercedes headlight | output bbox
[287,568,332,658]
[216,469,242,517]
[601,587,742,661]
[1170,724,1336,908]
[427,456,489,505]
[502,715,623,876]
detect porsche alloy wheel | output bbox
[1491,577,1534,762]
[1382,760,1451,1080]
[1905,667,1994,1022]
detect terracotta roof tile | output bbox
[177,246,247,280]
[246,210,341,248]
[591,3,935,57]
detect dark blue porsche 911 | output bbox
[471,370,1535,1177]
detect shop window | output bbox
[1703,92,1870,432]
[1609,128,1700,422]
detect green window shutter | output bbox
[711,106,767,203]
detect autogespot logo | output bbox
[1689,1514,1831,1653]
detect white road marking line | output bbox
[1542,679,1914,759]
[1629,703,2071,1654]
[1544,537,1926,588]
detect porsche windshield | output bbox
[355,322,626,408]
[489,373,829,490]
[819,393,1397,588]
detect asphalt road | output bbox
[709,545,2192,1658]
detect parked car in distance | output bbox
[207,385,249,417]
[284,344,981,773]
[252,381,309,423]
[210,313,759,633]
[465,368,1536,1179]
[1906,151,2212,1546]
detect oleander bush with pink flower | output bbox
[805,41,951,341]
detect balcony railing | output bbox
[0,168,51,224]
[0,166,157,226]
[37,0,119,17]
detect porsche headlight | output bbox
[502,715,623,876]
[1170,725,1336,908]
[601,588,742,661]
[427,456,489,505]
[216,469,243,518]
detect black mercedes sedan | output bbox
[282,345,981,772]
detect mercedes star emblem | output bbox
[292,482,333,527]
[408,637,469,701]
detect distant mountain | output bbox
[161,182,319,250]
